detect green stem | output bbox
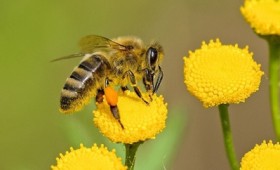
[125,142,142,170]
[218,104,239,170]
[267,38,280,141]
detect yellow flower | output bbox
[241,140,280,170]
[241,0,280,35]
[93,91,167,144]
[183,39,263,107]
[51,144,127,170]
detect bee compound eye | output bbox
[147,47,158,66]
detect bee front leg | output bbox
[124,70,149,105]
[143,68,154,101]
[142,68,154,93]
[153,66,163,93]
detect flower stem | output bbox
[124,142,142,170]
[267,37,280,141]
[218,104,239,170]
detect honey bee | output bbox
[57,35,164,128]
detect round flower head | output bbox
[241,0,280,35]
[241,140,280,170]
[93,91,167,144]
[183,39,263,107]
[51,144,127,170]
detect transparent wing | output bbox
[79,35,127,53]
[50,53,85,62]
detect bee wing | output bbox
[50,53,85,62]
[79,35,127,53]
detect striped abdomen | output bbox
[60,54,108,113]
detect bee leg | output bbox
[125,70,149,105]
[121,86,129,92]
[143,68,154,92]
[104,79,124,129]
[143,68,154,101]
[110,105,124,129]
[153,66,163,93]
[96,89,105,103]
[143,77,153,101]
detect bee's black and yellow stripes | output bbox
[60,54,109,113]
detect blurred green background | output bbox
[0,0,275,169]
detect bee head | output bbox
[146,43,163,73]
[145,43,164,93]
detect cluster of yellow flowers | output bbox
[240,0,280,169]
[52,91,168,169]
[52,90,168,169]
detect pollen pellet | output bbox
[104,87,118,106]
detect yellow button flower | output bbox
[183,39,263,107]
[241,140,280,170]
[93,91,167,144]
[241,0,280,35]
[51,144,127,170]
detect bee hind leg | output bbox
[110,105,124,129]
[103,82,124,129]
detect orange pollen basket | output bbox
[104,87,118,106]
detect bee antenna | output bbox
[50,53,85,62]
